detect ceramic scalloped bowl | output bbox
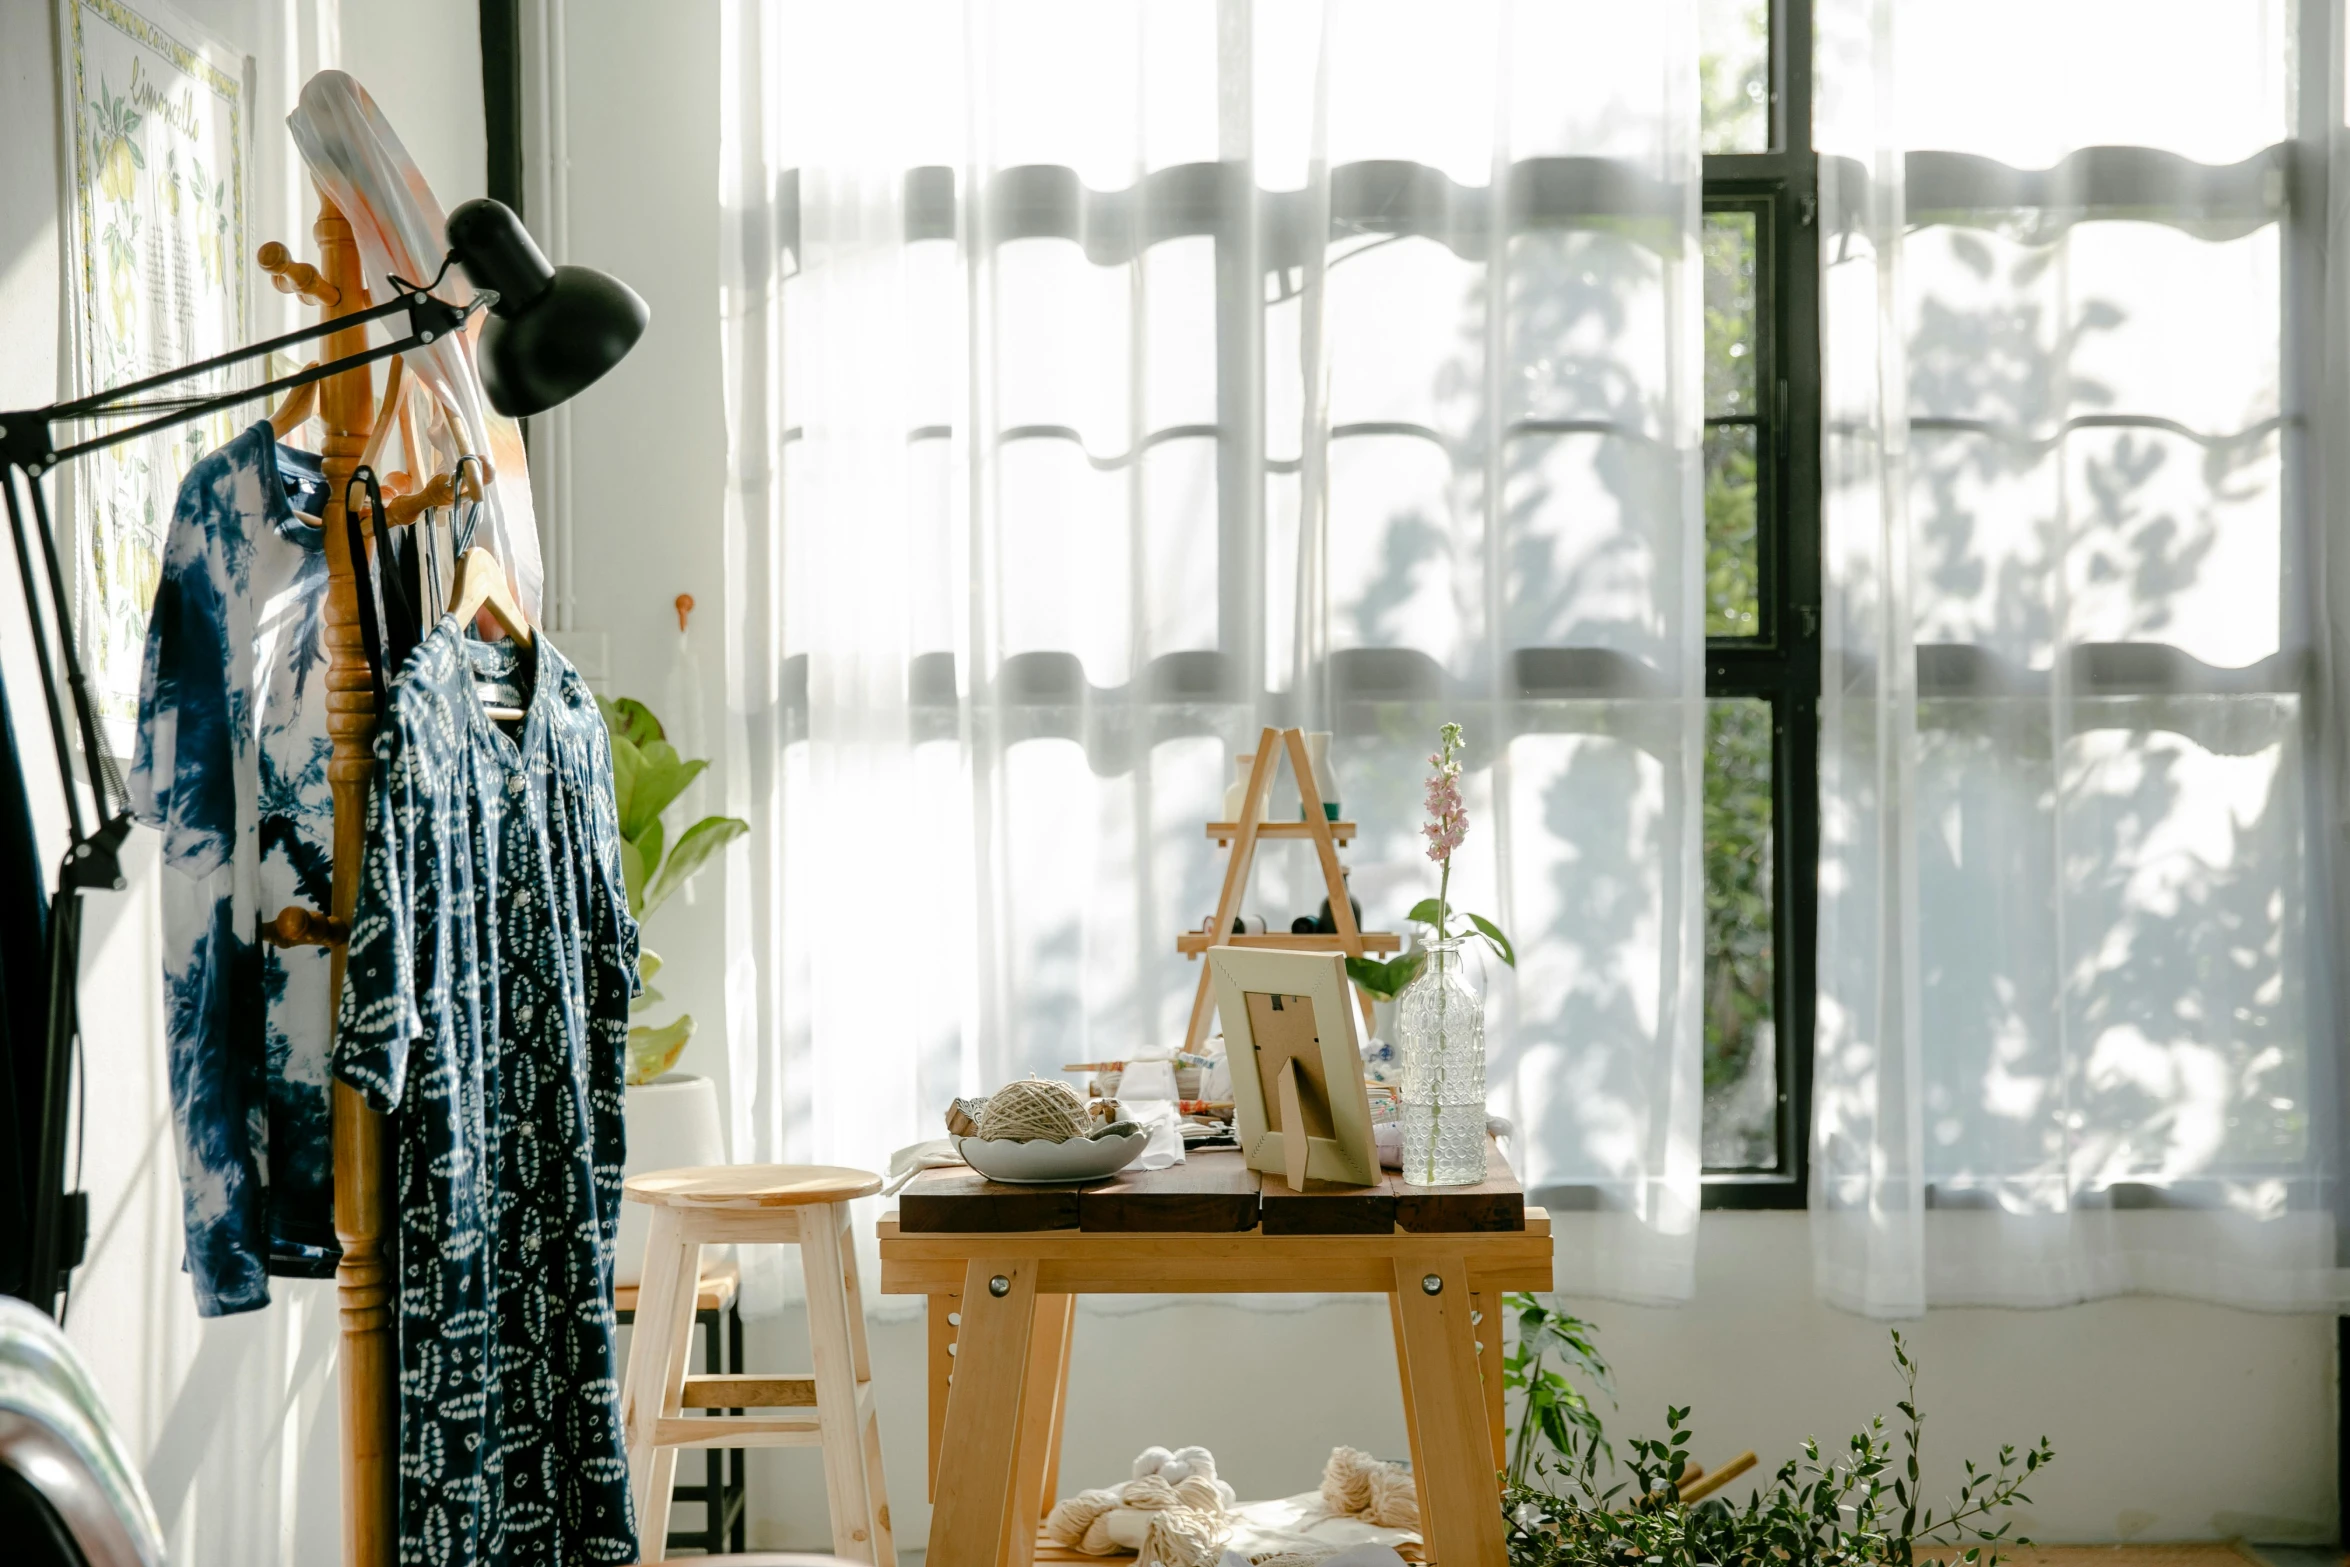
[955,1127,1149,1184]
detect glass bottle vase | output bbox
[1396,936,1487,1186]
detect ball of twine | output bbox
[1321,1446,1418,1530]
[976,1077,1091,1143]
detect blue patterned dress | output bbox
[130,421,339,1317]
[336,619,639,1566]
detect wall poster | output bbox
[54,0,252,760]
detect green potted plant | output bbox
[598,695,749,1285]
[1500,1313,2054,1567]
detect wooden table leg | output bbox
[1007,1293,1076,1565]
[927,1292,959,1500]
[1386,1290,1429,1489]
[1472,1290,1506,1475]
[928,1258,1039,1567]
[1392,1255,1506,1565]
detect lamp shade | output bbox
[445,198,649,418]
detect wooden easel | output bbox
[1178,726,1400,1055]
[253,190,399,1567]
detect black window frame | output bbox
[1699,0,1821,1208]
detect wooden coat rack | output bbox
[256,189,398,1567]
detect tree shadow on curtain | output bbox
[1904,226,2307,1217]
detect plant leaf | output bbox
[599,695,665,748]
[1405,896,1447,931]
[1465,911,1517,968]
[622,740,705,840]
[632,816,666,892]
[638,948,663,984]
[642,816,749,918]
[629,983,665,1016]
[1345,951,1425,1002]
[608,731,644,827]
[626,1015,693,1085]
[619,834,648,917]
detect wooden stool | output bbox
[616,1259,749,1554]
[621,1166,893,1565]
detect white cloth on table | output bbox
[881,1138,963,1196]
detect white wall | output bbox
[1,5,480,1563]
[538,0,737,1122]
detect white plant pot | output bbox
[615,1072,727,1287]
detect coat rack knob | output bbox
[264,905,349,949]
[256,240,342,308]
[675,593,694,633]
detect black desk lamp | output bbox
[0,200,646,1317]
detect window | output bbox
[1699,0,1820,1203]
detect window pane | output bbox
[1704,212,1757,418]
[1701,0,1770,153]
[1705,424,1760,637]
[1704,697,1776,1170]
[1705,211,1762,638]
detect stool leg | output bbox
[701,1306,723,1556]
[803,1200,883,1562]
[620,1206,700,1561]
[729,1303,748,1552]
[835,1208,897,1566]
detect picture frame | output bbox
[1207,947,1378,1188]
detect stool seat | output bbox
[626,1164,883,1208]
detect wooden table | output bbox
[878,1138,1550,1566]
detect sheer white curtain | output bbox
[1815,0,2350,1315]
[719,0,1705,1304]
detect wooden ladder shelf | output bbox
[1179,726,1397,1055]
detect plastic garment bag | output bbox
[287,70,547,618]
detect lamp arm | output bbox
[0,276,482,474]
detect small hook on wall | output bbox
[675,592,694,633]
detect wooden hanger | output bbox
[268,364,319,440]
[446,546,533,722]
[356,358,405,475]
[446,548,532,648]
[385,454,491,529]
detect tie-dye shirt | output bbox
[336,621,639,1565]
[129,421,338,1318]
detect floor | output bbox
[1956,1551,2337,1567]
[869,1542,2345,1565]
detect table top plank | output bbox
[1078,1148,1260,1232]
[896,1167,1082,1232]
[1258,1165,1397,1235]
[1393,1137,1525,1232]
[895,1133,1524,1235]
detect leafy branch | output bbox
[1503,1331,2054,1567]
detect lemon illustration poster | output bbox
[55,0,251,760]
